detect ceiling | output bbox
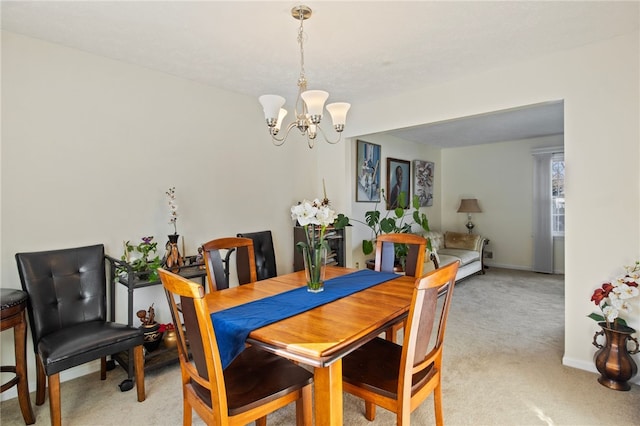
[2,1,638,147]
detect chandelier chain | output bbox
[297,10,306,87]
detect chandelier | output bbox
[258,5,351,149]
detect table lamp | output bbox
[457,198,482,233]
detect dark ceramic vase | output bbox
[141,322,163,352]
[592,322,639,391]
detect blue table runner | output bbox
[211,269,399,368]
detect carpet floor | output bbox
[1,268,638,425]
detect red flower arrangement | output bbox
[588,261,640,328]
[158,323,175,333]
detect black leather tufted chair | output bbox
[236,230,277,281]
[15,244,145,426]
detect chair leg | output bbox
[385,321,405,344]
[35,355,46,406]
[255,416,267,426]
[365,400,376,421]
[15,314,35,424]
[48,372,62,426]
[183,398,192,426]
[100,356,107,380]
[133,345,146,402]
[434,384,444,426]
[295,384,312,426]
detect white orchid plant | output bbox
[166,187,178,234]
[291,198,349,286]
[588,261,640,329]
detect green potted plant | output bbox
[119,236,163,281]
[351,189,431,265]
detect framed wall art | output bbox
[356,140,381,202]
[386,158,410,209]
[414,160,434,207]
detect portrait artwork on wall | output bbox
[356,140,381,202]
[386,158,411,210]
[414,160,434,207]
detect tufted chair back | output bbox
[237,230,277,281]
[16,244,106,347]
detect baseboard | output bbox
[563,355,640,385]
[484,262,530,271]
[484,262,564,275]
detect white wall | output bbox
[0,31,322,396]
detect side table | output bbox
[1,288,35,424]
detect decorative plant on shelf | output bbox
[120,236,163,281]
[588,261,639,329]
[351,189,431,259]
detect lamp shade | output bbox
[259,95,286,120]
[301,90,329,116]
[326,102,351,126]
[275,108,288,131]
[457,199,482,213]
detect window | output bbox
[551,154,564,236]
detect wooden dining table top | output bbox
[204,265,416,367]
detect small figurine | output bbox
[195,246,204,269]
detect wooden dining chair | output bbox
[342,260,460,426]
[202,237,257,291]
[158,268,313,426]
[374,233,427,343]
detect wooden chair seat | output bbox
[191,345,312,416]
[343,337,435,400]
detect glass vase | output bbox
[303,245,327,293]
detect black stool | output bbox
[1,288,35,424]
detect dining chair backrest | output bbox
[374,233,427,277]
[402,260,459,385]
[236,230,277,281]
[160,268,226,405]
[202,237,257,291]
[400,260,459,423]
[17,244,107,345]
[159,268,313,426]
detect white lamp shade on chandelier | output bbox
[258,5,351,148]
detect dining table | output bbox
[205,265,416,426]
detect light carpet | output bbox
[1,268,638,425]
